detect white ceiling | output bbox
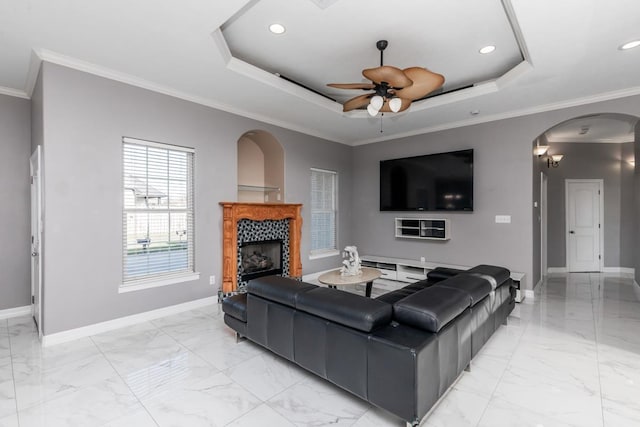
[2,0,640,145]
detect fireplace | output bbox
[240,239,283,281]
[220,202,302,293]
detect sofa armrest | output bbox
[393,286,470,333]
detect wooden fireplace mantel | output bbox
[220,202,303,293]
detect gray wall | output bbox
[352,117,535,284]
[635,122,640,282]
[546,142,634,269]
[39,62,351,334]
[0,94,31,310]
[620,142,634,268]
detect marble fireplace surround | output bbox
[220,202,302,293]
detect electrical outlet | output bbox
[209,275,216,285]
[420,256,426,263]
[495,215,511,224]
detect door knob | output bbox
[569,230,575,234]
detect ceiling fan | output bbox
[328,40,445,116]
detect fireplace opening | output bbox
[240,239,283,282]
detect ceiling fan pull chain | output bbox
[380,113,384,133]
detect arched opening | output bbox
[533,113,638,282]
[237,130,285,203]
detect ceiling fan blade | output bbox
[380,97,412,113]
[394,67,445,100]
[342,93,373,112]
[362,66,413,88]
[327,83,375,90]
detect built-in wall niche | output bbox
[237,130,284,203]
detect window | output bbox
[310,168,338,257]
[122,137,196,289]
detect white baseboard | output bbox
[603,267,635,274]
[548,267,634,275]
[0,305,31,320]
[42,296,217,347]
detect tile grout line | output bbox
[88,333,161,427]
[471,287,536,427]
[154,311,293,426]
[590,273,606,427]
[6,319,22,427]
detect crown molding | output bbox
[11,48,640,147]
[33,48,346,144]
[351,84,640,146]
[0,85,29,99]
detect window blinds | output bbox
[310,168,337,253]
[122,137,195,284]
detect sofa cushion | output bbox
[247,275,317,308]
[431,275,492,307]
[465,265,511,290]
[426,267,466,282]
[296,287,392,333]
[393,286,470,333]
[222,293,248,322]
[375,280,431,305]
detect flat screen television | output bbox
[380,149,473,211]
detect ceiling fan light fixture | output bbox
[620,40,640,50]
[370,95,384,110]
[389,97,403,113]
[367,104,379,117]
[268,23,286,34]
[479,45,496,54]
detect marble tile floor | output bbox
[1,273,640,426]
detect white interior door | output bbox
[566,180,602,272]
[30,146,43,337]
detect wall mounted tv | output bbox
[380,149,473,211]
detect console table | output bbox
[360,255,527,302]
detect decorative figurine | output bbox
[340,245,362,276]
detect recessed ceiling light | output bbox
[620,40,640,50]
[479,45,496,54]
[269,23,286,34]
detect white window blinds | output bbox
[122,137,195,284]
[310,168,337,254]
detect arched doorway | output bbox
[534,113,638,279]
[237,130,285,203]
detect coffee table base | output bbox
[328,280,374,298]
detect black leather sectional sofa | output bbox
[222,264,515,426]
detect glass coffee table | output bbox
[318,267,382,298]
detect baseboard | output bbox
[548,267,634,275]
[0,305,31,320]
[602,267,635,274]
[42,296,217,347]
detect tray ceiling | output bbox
[1,0,640,145]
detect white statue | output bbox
[340,245,362,276]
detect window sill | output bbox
[119,272,200,293]
[309,250,340,260]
